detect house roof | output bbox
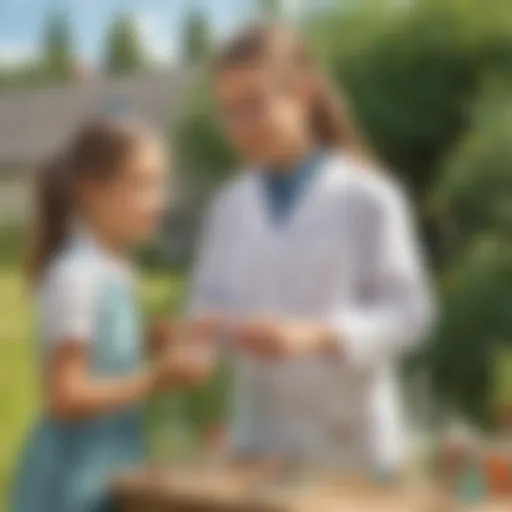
[0,71,188,166]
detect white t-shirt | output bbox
[37,232,135,351]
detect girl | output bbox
[11,118,213,512]
[189,24,434,476]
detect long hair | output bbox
[27,118,144,284]
[214,23,370,157]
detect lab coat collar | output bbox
[260,149,328,224]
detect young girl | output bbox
[189,24,434,476]
[11,119,212,512]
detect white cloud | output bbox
[0,43,39,67]
[282,0,301,15]
[131,11,176,66]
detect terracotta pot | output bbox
[483,451,512,496]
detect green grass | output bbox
[0,266,37,509]
[0,262,186,510]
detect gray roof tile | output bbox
[0,71,188,165]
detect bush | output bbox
[428,86,512,424]
[175,82,237,198]
[309,0,512,199]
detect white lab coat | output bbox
[189,152,433,471]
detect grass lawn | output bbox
[0,262,186,510]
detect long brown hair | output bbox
[214,23,369,156]
[27,118,144,283]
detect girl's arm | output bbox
[47,341,154,420]
[47,339,213,422]
[41,259,213,422]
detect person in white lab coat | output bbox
[189,23,434,475]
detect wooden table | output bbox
[112,465,467,512]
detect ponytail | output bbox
[26,118,146,284]
[26,153,72,283]
[215,23,371,159]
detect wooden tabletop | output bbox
[111,465,464,512]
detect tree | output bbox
[43,11,74,82]
[176,82,237,199]
[259,0,283,18]
[183,8,211,65]
[433,81,512,260]
[104,15,146,75]
[0,62,47,92]
[427,86,512,424]
[307,0,512,201]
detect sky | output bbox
[0,0,303,67]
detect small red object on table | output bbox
[483,449,512,497]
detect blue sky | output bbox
[0,0,288,66]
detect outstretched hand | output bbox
[191,314,227,343]
[232,318,337,360]
[146,318,179,356]
[152,341,216,390]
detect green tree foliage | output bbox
[259,0,283,18]
[0,63,47,92]
[308,0,512,200]
[0,11,74,91]
[427,236,512,424]
[176,83,237,198]
[43,11,74,82]
[104,15,147,75]
[434,85,512,255]
[428,87,512,423]
[183,8,211,65]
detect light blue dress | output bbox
[11,236,146,512]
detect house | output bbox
[0,71,188,224]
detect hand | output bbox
[152,342,216,390]
[233,318,336,360]
[146,318,180,356]
[191,314,227,343]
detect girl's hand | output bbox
[152,342,216,390]
[146,318,180,356]
[233,318,336,360]
[148,314,226,355]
